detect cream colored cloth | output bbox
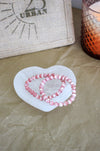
[0,8,100,151]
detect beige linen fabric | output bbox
[0,8,100,151]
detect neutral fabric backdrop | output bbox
[0,8,100,151]
[72,0,82,9]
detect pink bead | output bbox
[42,80,46,84]
[72,90,76,94]
[51,73,55,77]
[64,101,68,106]
[25,83,28,87]
[41,92,45,96]
[28,78,31,82]
[59,102,64,107]
[29,89,33,95]
[52,94,56,98]
[31,76,35,80]
[54,75,57,79]
[40,90,44,94]
[40,97,43,101]
[39,74,42,78]
[58,75,61,80]
[62,82,65,86]
[48,96,52,99]
[65,76,68,80]
[46,73,50,77]
[57,75,60,79]
[45,77,49,81]
[56,92,60,96]
[35,75,39,79]
[32,91,37,97]
[72,94,76,97]
[49,76,53,80]
[55,102,59,107]
[25,87,28,90]
[72,87,76,90]
[43,73,47,78]
[46,99,50,103]
[59,89,62,93]
[27,87,30,92]
[61,86,64,90]
[41,82,45,86]
[39,84,44,89]
[43,95,48,101]
[61,75,65,81]
[68,99,72,104]
[71,82,74,85]
[70,96,75,102]
[71,84,76,88]
[25,81,29,85]
[50,101,54,106]
[67,79,72,83]
[36,95,40,99]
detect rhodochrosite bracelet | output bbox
[24,73,76,107]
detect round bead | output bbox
[54,75,57,79]
[46,99,50,103]
[68,100,72,104]
[61,75,65,81]
[28,78,31,82]
[59,102,64,107]
[64,101,68,106]
[58,75,61,80]
[72,90,76,94]
[43,73,47,78]
[50,101,54,106]
[72,94,76,97]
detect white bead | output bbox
[71,82,74,85]
[58,75,61,80]
[46,99,50,103]
[40,97,43,101]
[41,93,45,96]
[53,94,56,98]
[59,102,63,107]
[62,76,65,80]
[61,87,64,90]
[62,83,65,86]
[72,90,76,93]
[68,100,72,104]
[50,76,53,80]
[43,96,47,100]
[54,75,57,79]
[41,74,43,78]
[46,77,49,81]
[72,94,76,97]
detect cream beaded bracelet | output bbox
[24,73,76,107]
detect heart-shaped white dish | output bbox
[13,65,76,112]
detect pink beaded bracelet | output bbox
[24,73,66,102]
[24,73,76,107]
[39,73,66,101]
[39,74,76,107]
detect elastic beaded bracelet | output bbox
[39,74,76,107]
[24,73,66,101]
[39,73,66,101]
[24,73,76,107]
